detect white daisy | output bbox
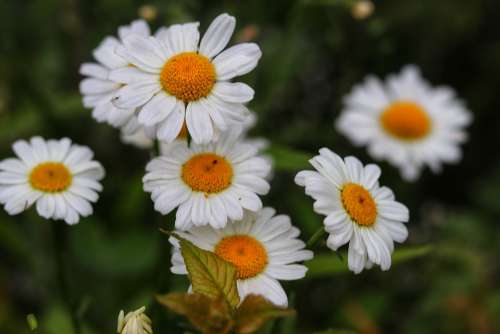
[170,207,314,307]
[336,65,472,181]
[295,148,409,274]
[0,137,105,225]
[143,129,271,230]
[79,19,150,134]
[111,13,262,144]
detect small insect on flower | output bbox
[295,148,409,274]
[0,137,105,225]
[111,13,262,144]
[336,65,472,181]
[170,207,314,307]
[143,129,271,230]
[79,19,151,136]
[117,306,152,334]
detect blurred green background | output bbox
[1,0,500,333]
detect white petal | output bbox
[213,43,262,80]
[266,264,308,280]
[80,78,118,95]
[344,156,364,184]
[157,101,185,142]
[108,66,158,84]
[158,22,200,54]
[378,200,410,222]
[122,34,166,70]
[12,140,36,166]
[36,195,56,219]
[113,82,161,109]
[199,13,236,58]
[138,91,177,126]
[212,82,254,103]
[325,222,353,251]
[0,158,28,174]
[186,101,214,144]
[361,164,381,190]
[79,63,108,80]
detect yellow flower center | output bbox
[380,101,431,140]
[215,235,268,279]
[181,153,233,194]
[29,162,72,193]
[341,183,377,227]
[160,52,216,102]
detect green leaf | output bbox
[171,233,240,309]
[307,245,433,277]
[233,294,295,334]
[265,144,311,171]
[156,292,232,334]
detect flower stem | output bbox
[52,222,82,334]
[306,227,326,248]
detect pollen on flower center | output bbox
[160,52,216,102]
[380,101,431,140]
[29,162,72,193]
[215,235,268,279]
[341,183,377,226]
[181,153,233,194]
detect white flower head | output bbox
[336,65,472,181]
[170,208,314,307]
[79,19,151,134]
[117,306,152,334]
[295,148,409,274]
[0,137,105,225]
[111,13,262,144]
[143,129,271,230]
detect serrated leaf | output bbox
[172,233,240,309]
[307,245,432,277]
[233,294,295,334]
[156,292,232,334]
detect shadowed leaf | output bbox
[156,292,232,334]
[233,294,295,334]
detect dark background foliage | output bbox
[1,0,500,333]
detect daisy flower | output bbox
[295,148,409,274]
[79,19,150,134]
[0,137,105,225]
[111,13,262,144]
[336,65,472,181]
[143,129,271,230]
[170,207,314,307]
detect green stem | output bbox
[52,223,82,334]
[306,227,326,248]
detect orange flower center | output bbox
[29,162,72,193]
[380,101,431,140]
[160,52,216,102]
[181,153,233,194]
[341,183,377,226]
[215,235,268,279]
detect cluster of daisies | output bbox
[0,13,471,308]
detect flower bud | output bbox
[117,306,152,334]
